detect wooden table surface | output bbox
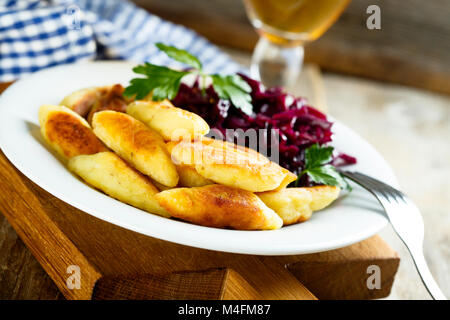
[326,77,450,299]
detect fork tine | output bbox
[342,171,403,202]
[351,172,405,202]
[342,171,390,199]
[352,172,393,198]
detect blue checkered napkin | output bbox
[0,0,243,82]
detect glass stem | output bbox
[250,37,304,89]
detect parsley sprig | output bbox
[298,144,351,191]
[124,64,189,101]
[124,43,253,115]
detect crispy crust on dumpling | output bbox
[59,87,103,117]
[92,111,179,187]
[60,84,129,120]
[169,138,293,192]
[39,105,107,160]
[155,184,283,230]
[68,152,169,217]
[86,84,128,124]
[127,100,209,141]
[257,186,340,225]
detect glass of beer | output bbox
[243,0,350,88]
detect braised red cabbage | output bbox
[171,74,356,187]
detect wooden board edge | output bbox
[0,152,102,299]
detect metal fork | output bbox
[340,170,447,300]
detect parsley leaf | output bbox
[124,43,253,114]
[155,43,202,70]
[123,63,188,100]
[304,143,334,169]
[300,144,351,190]
[211,74,253,115]
[306,165,349,189]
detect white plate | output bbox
[0,61,397,255]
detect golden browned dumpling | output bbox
[169,138,295,192]
[275,168,298,190]
[155,184,283,230]
[151,179,174,191]
[38,105,107,160]
[92,111,179,187]
[60,84,129,120]
[257,188,313,225]
[68,152,169,217]
[59,87,102,117]
[86,84,129,124]
[308,186,341,211]
[165,141,213,187]
[176,164,214,187]
[127,100,209,141]
[257,186,340,225]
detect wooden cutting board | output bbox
[0,81,399,299]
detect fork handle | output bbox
[409,248,447,300]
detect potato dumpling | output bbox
[257,186,340,225]
[200,138,298,188]
[151,179,174,191]
[127,100,209,141]
[68,152,169,217]
[308,185,341,211]
[166,141,214,188]
[275,168,298,190]
[60,84,129,121]
[39,105,107,160]
[176,164,214,187]
[86,84,128,124]
[59,87,102,117]
[155,184,283,230]
[92,111,179,187]
[169,138,294,192]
